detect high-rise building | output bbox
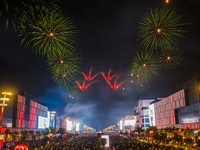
[134,98,156,129]
[0,81,48,132]
[154,89,185,129]
[154,77,200,129]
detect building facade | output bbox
[0,81,48,132]
[154,89,185,129]
[134,99,156,129]
[154,77,200,129]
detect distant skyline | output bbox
[0,0,200,129]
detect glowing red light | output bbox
[115,85,120,89]
[84,85,88,89]
[134,133,137,136]
[110,85,113,88]
[79,86,82,90]
[14,144,29,150]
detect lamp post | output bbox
[0,92,11,133]
[50,111,56,128]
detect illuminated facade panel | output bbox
[148,104,155,126]
[38,111,50,129]
[119,120,123,130]
[0,81,49,131]
[154,89,185,129]
[76,123,80,131]
[176,78,200,126]
[124,120,135,126]
[134,99,157,129]
[67,121,72,131]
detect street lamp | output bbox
[0,92,12,130]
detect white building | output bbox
[118,115,136,132]
[134,98,161,129]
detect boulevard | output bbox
[1,130,200,150]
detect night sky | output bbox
[0,0,200,130]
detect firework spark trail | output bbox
[81,67,101,81]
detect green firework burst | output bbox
[115,81,134,98]
[0,0,59,30]
[138,6,187,51]
[61,87,80,104]
[131,51,160,81]
[47,46,81,87]
[17,3,78,57]
[134,75,152,94]
[160,47,183,70]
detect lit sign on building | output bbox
[38,111,50,129]
[76,123,80,131]
[101,135,109,147]
[120,120,123,130]
[124,120,135,126]
[67,120,72,131]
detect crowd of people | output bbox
[1,134,184,150]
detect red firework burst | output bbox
[75,80,99,91]
[106,78,126,90]
[81,67,101,81]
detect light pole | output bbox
[0,92,11,133]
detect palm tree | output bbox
[145,126,158,137]
[58,128,66,139]
[134,127,144,138]
[43,127,57,136]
